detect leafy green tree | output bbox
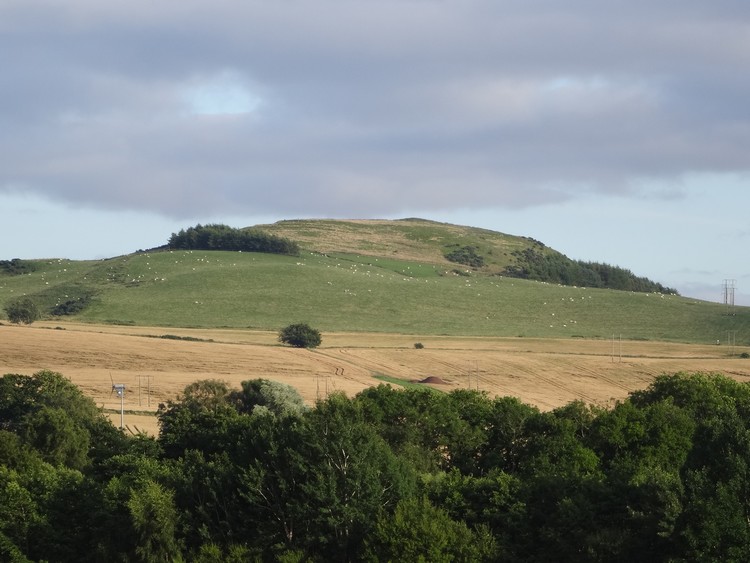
[22,406,90,470]
[0,431,42,473]
[158,379,241,458]
[297,394,418,560]
[127,480,182,562]
[3,298,40,324]
[675,409,750,562]
[443,389,495,475]
[479,396,539,475]
[24,465,93,563]
[630,371,750,419]
[364,496,496,562]
[356,385,460,472]
[230,378,307,418]
[583,399,694,560]
[192,543,253,562]
[0,529,32,563]
[233,415,309,555]
[90,454,180,561]
[0,370,128,468]
[168,224,299,255]
[278,323,322,348]
[171,450,245,555]
[424,468,524,558]
[0,467,38,558]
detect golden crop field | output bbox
[3,321,749,435]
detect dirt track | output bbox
[2,322,749,435]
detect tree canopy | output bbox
[3,370,750,561]
[278,322,322,348]
[3,298,40,324]
[168,223,300,256]
[504,245,679,294]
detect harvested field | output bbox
[3,322,750,435]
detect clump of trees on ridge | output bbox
[505,246,679,293]
[168,224,300,256]
[444,241,678,294]
[503,247,679,295]
[2,369,750,561]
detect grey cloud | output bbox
[2,0,749,218]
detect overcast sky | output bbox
[1,1,748,305]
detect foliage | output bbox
[8,370,750,561]
[4,298,40,324]
[0,259,37,276]
[50,294,93,316]
[364,496,497,562]
[504,247,679,294]
[445,245,485,268]
[168,223,299,256]
[278,322,322,348]
[157,379,240,458]
[127,480,182,562]
[21,406,91,470]
[0,247,743,342]
[230,378,307,418]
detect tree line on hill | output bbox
[444,242,677,294]
[3,369,750,561]
[167,224,300,256]
[505,246,678,294]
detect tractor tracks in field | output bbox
[307,348,375,383]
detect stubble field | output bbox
[2,321,749,435]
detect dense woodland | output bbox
[3,370,750,561]
[502,246,679,295]
[167,224,300,256]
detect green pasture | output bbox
[1,249,748,344]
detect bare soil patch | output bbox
[418,376,449,385]
[3,322,749,435]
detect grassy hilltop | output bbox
[0,218,747,343]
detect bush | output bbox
[414,342,424,349]
[51,295,92,316]
[445,245,485,268]
[4,298,40,324]
[0,258,37,276]
[279,323,322,349]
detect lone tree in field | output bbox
[279,323,322,349]
[4,297,40,324]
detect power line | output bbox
[723,279,737,314]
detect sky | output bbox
[1,0,748,305]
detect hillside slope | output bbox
[258,218,529,269]
[259,218,676,293]
[0,219,747,343]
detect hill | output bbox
[0,219,747,343]
[258,218,676,293]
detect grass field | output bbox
[1,248,748,343]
